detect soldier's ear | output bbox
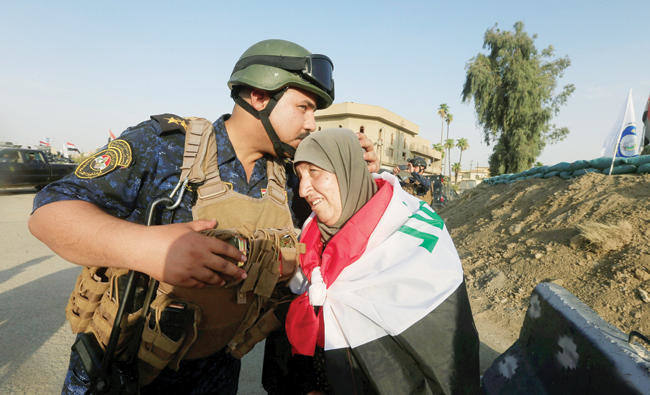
[249,89,271,111]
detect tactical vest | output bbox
[403,179,433,205]
[65,117,303,384]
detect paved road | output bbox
[0,189,503,393]
[0,190,265,394]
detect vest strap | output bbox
[266,160,287,204]
[180,118,221,185]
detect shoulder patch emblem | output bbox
[164,116,187,130]
[74,139,133,179]
[150,113,188,134]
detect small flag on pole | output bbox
[39,139,51,147]
[65,142,80,153]
[602,90,640,175]
[109,129,117,141]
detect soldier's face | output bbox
[295,162,342,226]
[269,88,317,149]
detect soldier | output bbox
[28,39,378,394]
[393,156,431,201]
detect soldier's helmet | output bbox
[410,157,427,168]
[228,39,334,109]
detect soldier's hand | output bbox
[392,167,400,175]
[357,132,380,173]
[407,163,415,173]
[145,219,247,288]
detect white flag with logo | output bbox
[601,89,640,158]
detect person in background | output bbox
[393,156,432,201]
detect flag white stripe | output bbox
[319,173,464,350]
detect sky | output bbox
[1,0,649,170]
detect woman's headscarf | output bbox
[294,128,377,241]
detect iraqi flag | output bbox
[286,172,480,394]
[65,142,80,153]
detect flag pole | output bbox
[607,126,624,175]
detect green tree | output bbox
[452,162,461,184]
[456,138,469,172]
[437,104,449,146]
[461,21,574,175]
[444,138,455,177]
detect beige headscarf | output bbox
[294,128,378,241]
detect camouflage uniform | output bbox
[407,172,430,196]
[34,114,298,395]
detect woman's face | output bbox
[295,162,342,226]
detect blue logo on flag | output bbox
[617,124,638,157]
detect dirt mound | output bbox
[439,172,650,343]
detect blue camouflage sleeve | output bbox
[417,173,431,189]
[32,120,174,220]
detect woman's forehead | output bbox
[295,161,324,170]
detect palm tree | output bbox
[432,143,444,174]
[445,112,454,142]
[456,138,469,173]
[437,104,449,146]
[452,162,461,184]
[444,113,454,175]
[444,138,455,177]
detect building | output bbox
[315,102,442,174]
[457,166,490,192]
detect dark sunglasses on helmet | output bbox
[232,54,334,98]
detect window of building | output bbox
[388,148,394,157]
[390,133,394,145]
[317,126,321,131]
[359,125,365,134]
[338,125,342,128]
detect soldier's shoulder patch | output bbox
[74,139,133,179]
[150,113,187,135]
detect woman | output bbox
[286,128,480,394]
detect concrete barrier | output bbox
[482,282,650,394]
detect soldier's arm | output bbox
[412,172,427,186]
[29,200,247,287]
[29,121,246,287]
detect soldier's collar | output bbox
[214,115,271,169]
[214,116,236,166]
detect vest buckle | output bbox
[198,182,232,199]
[268,185,287,204]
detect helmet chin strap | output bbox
[231,89,296,159]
